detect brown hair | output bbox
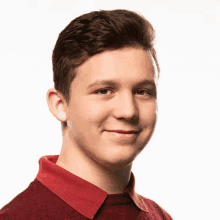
[52,9,160,129]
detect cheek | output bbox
[88,104,105,115]
[76,101,108,123]
[140,103,157,124]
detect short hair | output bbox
[52,9,160,130]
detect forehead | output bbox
[74,48,155,87]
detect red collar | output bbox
[36,155,149,219]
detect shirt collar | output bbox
[36,155,149,219]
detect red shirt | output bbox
[0,155,173,219]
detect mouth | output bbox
[105,130,140,134]
[105,130,140,141]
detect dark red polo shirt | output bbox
[0,155,173,219]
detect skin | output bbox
[46,47,158,194]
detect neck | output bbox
[56,129,132,194]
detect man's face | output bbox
[65,47,157,170]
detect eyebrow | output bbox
[87,79,156,89]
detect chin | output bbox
[96,152,136,170]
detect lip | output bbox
[105,130,140,142]
[106,130,139,134]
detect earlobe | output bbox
[58,111,66,121]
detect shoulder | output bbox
[0,179,63,220]
[138,194,173,220]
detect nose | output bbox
[112,91,139,121]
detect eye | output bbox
[136,89,152,96]
[95,88,112,95]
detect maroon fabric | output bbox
[0,155,173,219]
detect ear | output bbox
[46,88,67,123]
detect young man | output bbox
[0,9,173,219]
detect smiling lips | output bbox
[105,130,140,142]
[106,130,139,134]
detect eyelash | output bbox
[94,88,152,96]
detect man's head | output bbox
[51,9,160,130]
[46,9,159,171]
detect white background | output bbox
[0,1,220,219]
